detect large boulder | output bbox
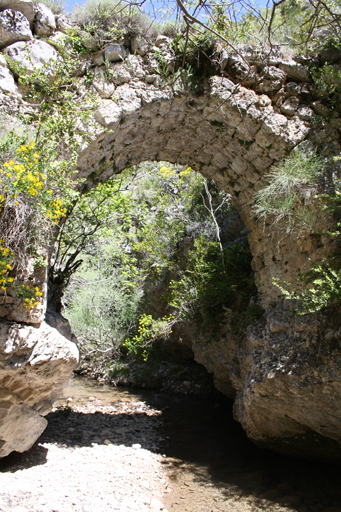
[0,62,17,93]
[0,321,79,458]
[233,302,341,461]
[4,39,57,74]
[0,0,34,26]
[33,2,55,36]
[0,8,32,49]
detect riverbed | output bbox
[1,376,341,512]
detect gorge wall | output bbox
[0,0,341,459]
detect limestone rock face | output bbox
[232,303,341,460]
[4,38,57,74]
[0,8,32,49]
[0,321,79,457]
[0,0,34,25]
[0,62,17,92]
[193,334,239,397]
[33,2,55,36]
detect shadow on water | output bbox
[1,376,341,511]
[148,391,341,511]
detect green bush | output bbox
[168,237,254,320]
[274,257,341,313]
[71,0,157,50]
[62,163,252,363]
[253,149,324,235]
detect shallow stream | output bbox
[56,377,341,512]
[2,376,341,512]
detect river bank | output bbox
[1,377,341,512]
[0,381,167,512]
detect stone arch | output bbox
[77,75,312,307]
[2,50,341,460]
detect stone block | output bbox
[33,2,55,36]
[104,43,126,63]
[0,0,34,25]
[0,8,32,49]
[278,60,312,82]
[4,39,57,75]
[0,63,17,93]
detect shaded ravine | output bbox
[1,376,341,512]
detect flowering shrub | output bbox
[0,142,69,308]
[0,141,67,221]
[124,313,174,360]
[19,285,43,309]
[0,240,43,308]
[0,241,14,291]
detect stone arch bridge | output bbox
[1,34,341,460]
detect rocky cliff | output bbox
[0,0,341,459]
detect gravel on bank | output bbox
[0,399,170,512]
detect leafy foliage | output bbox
[257,151,341,313]
[274,257,341,313]
[174,0,341,54]
[71,0,157,51]
[168,237,254,318]
[311,62,341,105]
[61,163,252,366]
[0,33,96,308]
[123,313,175,361]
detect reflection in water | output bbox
[59,377,341,512]
[58,376,141,405]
